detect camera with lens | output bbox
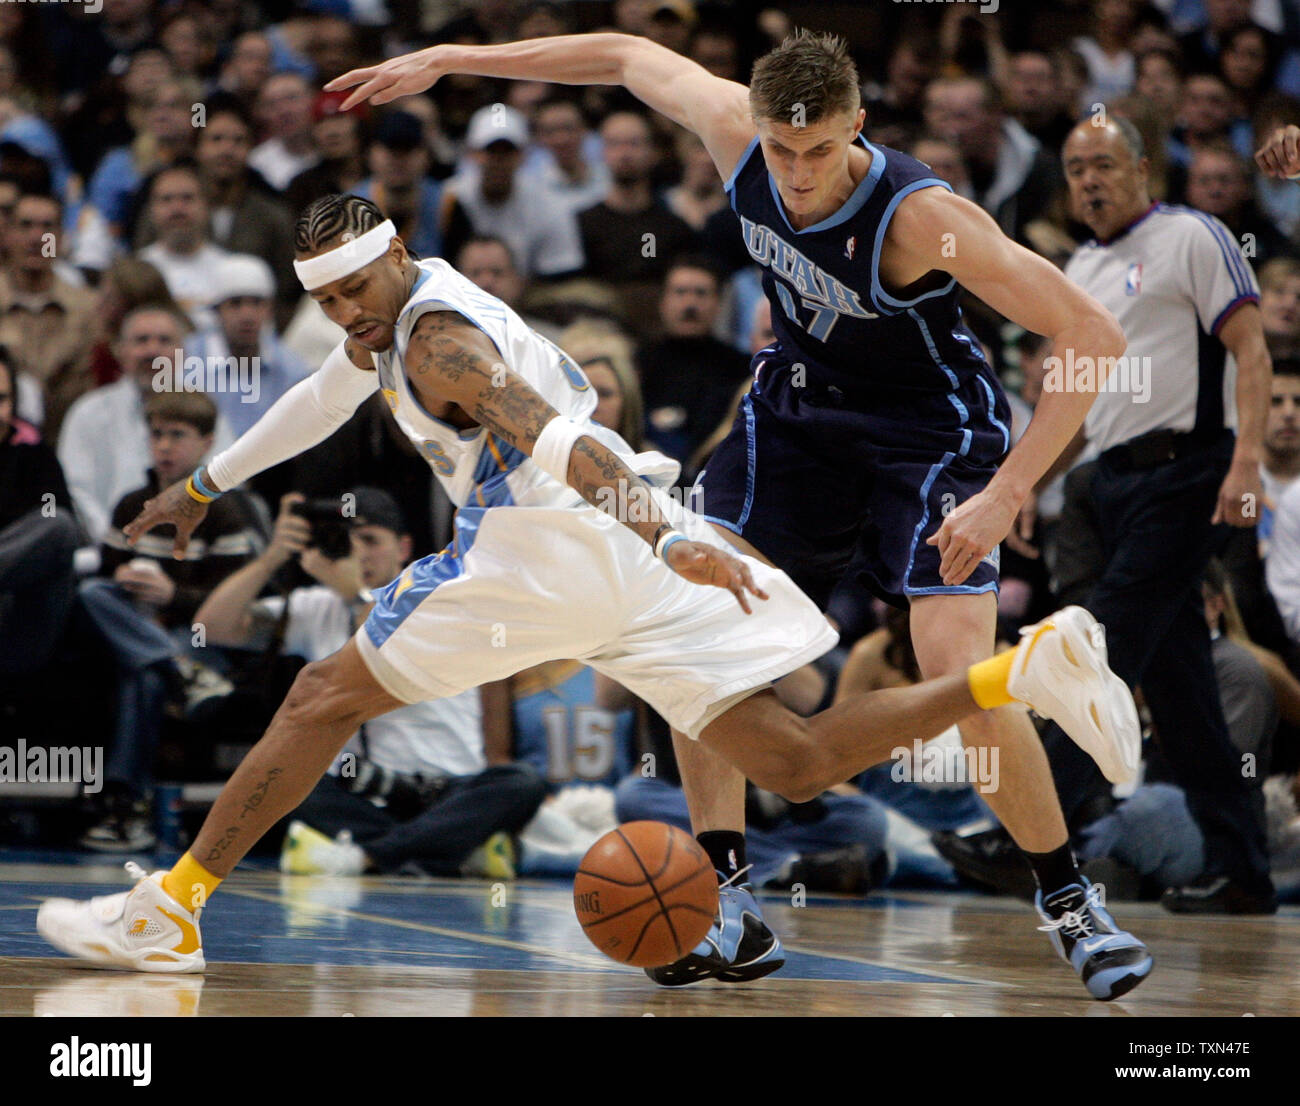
[343,758,448,819]
[290,499,356,560]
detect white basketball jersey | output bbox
[373,258,677,512]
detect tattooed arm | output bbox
[405,310,767,611]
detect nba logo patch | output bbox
[844,235,856,260]
[1125,262,1142,296]
[382,388,399,413]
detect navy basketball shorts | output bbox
[692,353,1012,610]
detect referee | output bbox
[1043,118,1276,914]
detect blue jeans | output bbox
[78,579,192,795]
[1077,782,1204,889]
[854,762,994,831]
[613,775,889,886]
[294,765,548,875]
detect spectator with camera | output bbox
[195,486,546,877]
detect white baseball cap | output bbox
[464,104,530,151]
[209,254,275,305]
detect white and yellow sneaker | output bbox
[280,820,367,876]
[36,862,205,973]
[1007,606,1141,785]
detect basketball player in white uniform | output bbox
[37,196,1142,996]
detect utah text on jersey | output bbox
[739,215,878,338]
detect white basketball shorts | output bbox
[354,501,838,740]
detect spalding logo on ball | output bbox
[573,821,719,968]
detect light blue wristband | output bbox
[657,532,689,563]
[191,468,222,500]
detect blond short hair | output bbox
[749,29,860,125]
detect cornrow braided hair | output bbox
[293,193,389,256]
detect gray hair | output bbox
[1062,115,1146,164]
[1110,116,1146,162]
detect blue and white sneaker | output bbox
[1036,879,1153,1001]
[645,870,784,986]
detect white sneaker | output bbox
[1007,606,1140,785]
[36,862,205,973]
[280,820,367,875]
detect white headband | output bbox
[293,219,397,290]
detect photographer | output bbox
[194,486,545,877]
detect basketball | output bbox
[573,822,719,967]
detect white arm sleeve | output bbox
[205,340,379,491]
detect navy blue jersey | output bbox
[726,134,992,399]
[699,134,1013,607]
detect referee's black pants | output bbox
[1043,430,1273,893]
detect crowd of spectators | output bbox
[0,0,1298,900]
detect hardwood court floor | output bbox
[1,857,1297,1016]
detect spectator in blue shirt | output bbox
[352,111,446,260]
[185,254,312,438]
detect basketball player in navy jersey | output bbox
[328,30,1152,1000]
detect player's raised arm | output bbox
[404,309,766,611]
[885,188,1126,582]
[122,339,379,559]
[327,33,754,179]
[899,190,1124,492]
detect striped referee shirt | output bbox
[1064,202,1259,454]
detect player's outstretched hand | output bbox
[664,540,769,614]
[122,478,208,560]
[325,47,448,111]
[1256,124,1300,179]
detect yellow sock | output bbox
[162,852,222,913]
[967,649,1016,710]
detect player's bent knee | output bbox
[773,759,834,805]
[704,697,834,802]
[281,657,370,730]
[745,734,831,805]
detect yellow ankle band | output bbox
[967,649,1016,710]
[162,852,222,912]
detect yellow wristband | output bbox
[185,476,214,504]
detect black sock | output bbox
[697,831,747,882]
[1024,842,1082,909]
